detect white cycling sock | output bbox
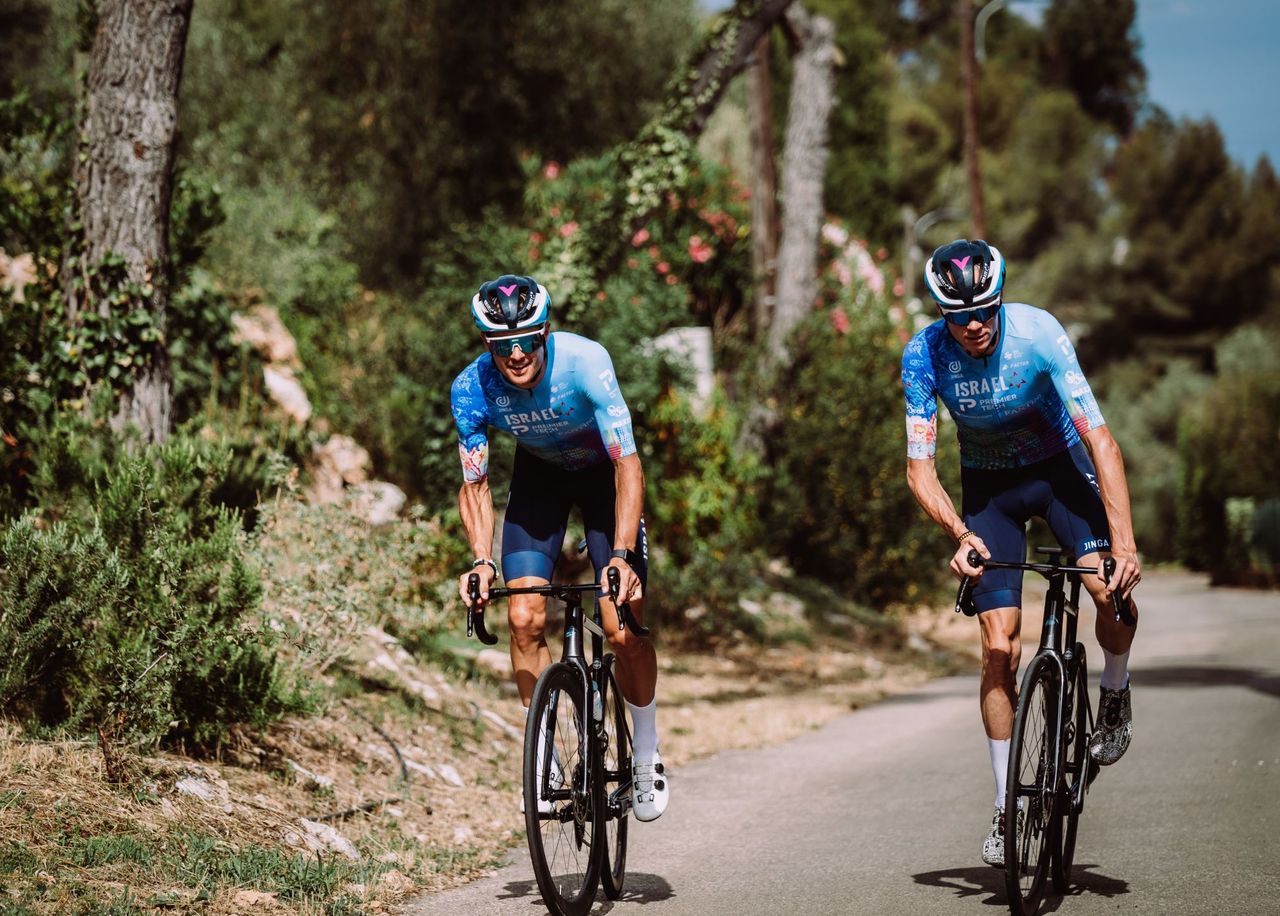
[989,737,1011,809]
[627,698,659,759]
[1100,648,1131,690]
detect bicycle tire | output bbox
[524,662,602,916]
[1004,653,1059,916]
[1053,645,1090,892]
[598,666,631,900]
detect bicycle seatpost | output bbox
[1101,557,1137,627]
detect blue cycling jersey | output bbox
[450,332,637,483]
[901,302,1106,470]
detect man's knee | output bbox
[508,598,546,644]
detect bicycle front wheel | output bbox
[598,665,631,900]
[1004,653,1060,916]
[1053,645,1090,892]
[525,662,601,916]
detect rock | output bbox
[474,649,510,681]
[262,366,312,426]
[174,776,224,801]
[0,249,36,302]
[453,824,474,843]
[230,890,279,909]
[309,435,371,503]
[230,305,300,364]
[351,481,406,525]
[379,870,416,894]
[299,818,361,861]
[436,763,464,787]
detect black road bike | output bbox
[955,547,1135,916]
[468,567,649,916]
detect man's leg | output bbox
[978,606,1022,796]
[507,581,552,706]
[1080,552,1138,764]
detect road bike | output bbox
[955,547,1135,916]
[468,567,649,916]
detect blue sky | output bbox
[1134,0,1277,168]
[702,0,1277,169]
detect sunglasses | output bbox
[486,329,546,357]
[940,300,1001,326]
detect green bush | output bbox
[0,428,309,753]
[764,306,956,609]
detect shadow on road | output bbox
[910,862,1129,910]
[496,873,674,911]
[1138,664,1280,699]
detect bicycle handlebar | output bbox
[954,548,1136,626]
[465,565,651,642]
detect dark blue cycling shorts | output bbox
[502,447,649,590]
[962,443,1111,613]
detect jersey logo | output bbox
[948,360,962,374]
[495,394,511,408]
[951,256,971,270]
[499,283,518,296]
[597,369,616,392]
[607,404,627,417]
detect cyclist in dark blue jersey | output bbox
[902,240,1141,866]
[450,274,668,822]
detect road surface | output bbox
[404,572,1280,915]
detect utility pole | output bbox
[960,0,987,239]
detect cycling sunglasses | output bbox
[939,298,1002,326]
[486,329,546,357]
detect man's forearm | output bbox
[613,454,644,549]
[458,480,495,560]
[907,458,967,541]
[1085,430,1137,553]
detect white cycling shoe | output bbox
[631,749,670,822]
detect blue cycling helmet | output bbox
[925,239,1005,312]
[470,275,551,334]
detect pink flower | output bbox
[875,247,889,261]
[688,235,714,264]
[543,161,561,180]
[631,228,650,247]
[529,248,541,261]
[559,221,579,238]
[893,277,906,297]
[595,290,607,301]
[627,258,640,269]
[665,274,678,285]
[530,232,545,244]
[647,245,660,259]
[549,206,561,218]
[656,261,671,275]
[831,308,850,335]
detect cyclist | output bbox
[901,240,1141,866]
[451,274,669,822]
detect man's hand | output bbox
[602,558,642,605]
[458,563,496,609]
[1102,548,1141,600]
[951,533,990,579]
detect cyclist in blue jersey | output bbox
[451,274,669,822]
[902,240,1141,866]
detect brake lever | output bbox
[1102,557,1137,627]
[466,572,498,645]
[607,566,651,638]
[953,549,983,616]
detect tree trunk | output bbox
[960,0,986,239]
[764,4,836,369]
[70,0,193,443]
[749,31,780,341]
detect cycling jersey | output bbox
[901,302,1105,469]
[451,332,637,483]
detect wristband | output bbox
[957,530,978,545]
[610,548,638,568]
[472,558,498,577]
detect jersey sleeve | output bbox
[902,332,940,460]
[1037,313,1106,437]
[580,343,636,461]
[450,365,491,483]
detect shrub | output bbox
[0,428,309,753]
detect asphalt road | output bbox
[404,572,1280,916]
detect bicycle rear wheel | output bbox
[598,666,631,900]
[525,663,601,916]
[1005,653,1060,916]
[1053,646,1090,892]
